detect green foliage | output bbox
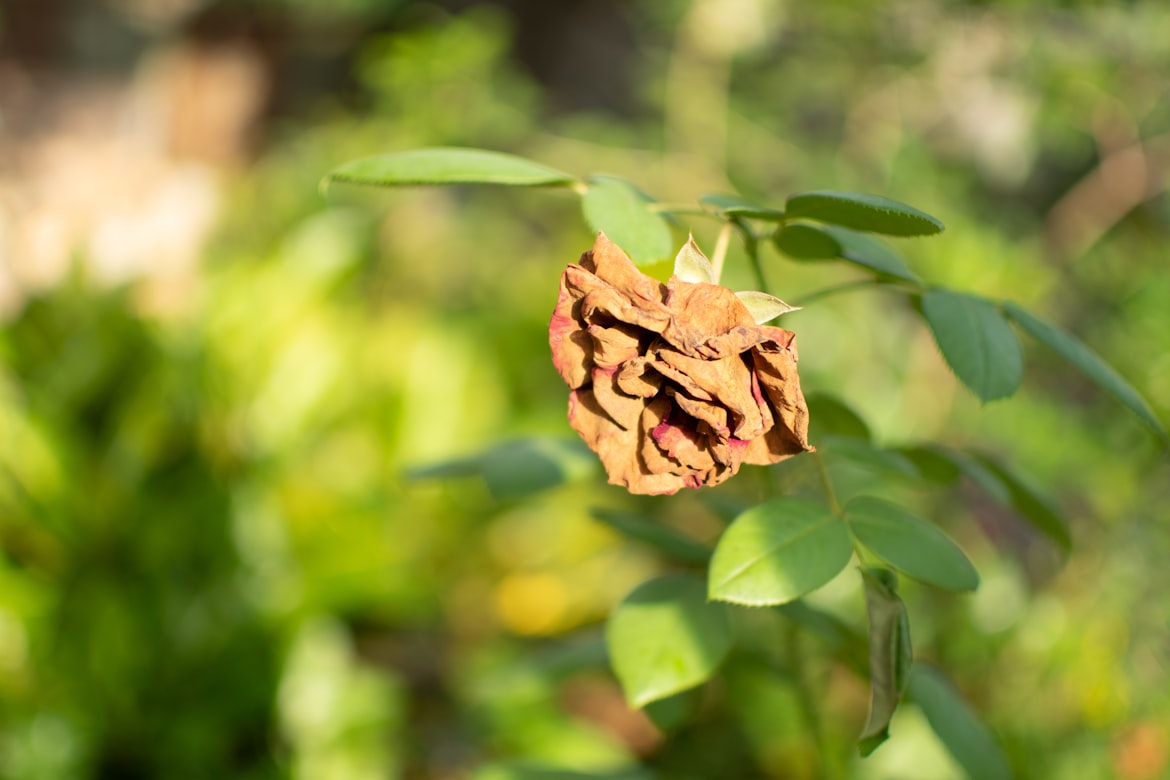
[708,498,853,606]
[783,191,945,236]
[909,666,1013,780]
[329,132,1166,768]
[775,222,920,282]
[858,568,912,756]
[845,497,979,592]
[589,508,711,565]
[698,193,785,221]
[326,147,579,188]
[605,575,732,707]
[580,176,674,266]
[1003,302,1170,446]
[921,289,1024,402]
[409,437,597,499]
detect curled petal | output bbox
[591,366,643,431]
[589,322,644,368]
[615,357,662,398]
[585,232,669,306]
[549,271,595,388]
[662,278,762,359]
[652,347,764,440]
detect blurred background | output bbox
[1,0,1169,778]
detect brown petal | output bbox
[661,278,762,359]
[581,286,671,334]
[570,389,685,495]
[743,330,812,462]
[549,265,602,388]
[590,366,644,431]
[589,322,643,368]
[615,357,662,398]
[742,424,807,465]
[651,413,717,473]
[666,386,730,439]
[652,347,766,440]
[584,232,669,307]
[640,396,683,475]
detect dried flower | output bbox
[550,233,811,495]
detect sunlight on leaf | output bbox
[325,147,579,188]
[606,574,732,708]
[708,498,852,606]
[582,177,674,266]
[845,497,979,592]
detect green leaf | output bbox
[911,445,1011,503]
[909,665,1013,780]
[909,445,1069,552]
[326,147,578,188]
[589,508,711,565]
[858,568,912,756]
[785,190,944,236]
[1003,302,1169,447]
[893,445,962,484]
[822,225,920,283]
[407,438,596,499]
[606,574,732,707]
[773,223,919,282]
[819,436,920,478]
[708,498,852,606]
[805,393,872,441]
[921,290,1023,402]
[582,177,674,266]
[672,234,715,284]
[734,290,800,324]
[699,193,785,221]
[970,454,1071,553]
[774,223,840,259]
[845,497,979,592]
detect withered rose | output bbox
[549,233,812,495]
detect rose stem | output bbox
[710,221,734,283]
[795,278,912,307]
[735,219,769,292]
[648,203,716,216]
[814,449,878,571]
[812,450,842,516]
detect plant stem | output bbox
[814,448,876,568]
[795,278,918,308]
[812,450,842,516]
[711,221,734,284]
[737,220,769,292]
[648,202,718,217]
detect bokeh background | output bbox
[1,0,1169,778]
